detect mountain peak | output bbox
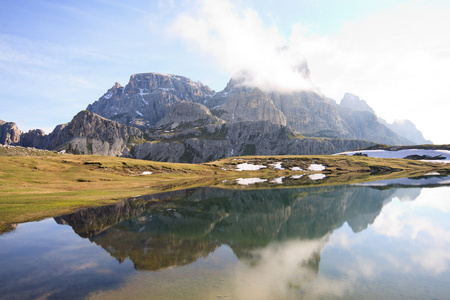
[340,93,375,114]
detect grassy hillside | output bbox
[1,147,449,234]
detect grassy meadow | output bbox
[1,147,449,233]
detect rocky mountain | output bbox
[339,93,375,114]
[0,69,433,163]
[129,118,374,163]
[0,111,143,157]
[0,120,46,148]
[0,120,21,145]
[206,78,287,126]
[42,111,143,156]
[338,93,431,145]
[379,118,433,145]
[200,78,413,145]
[86,73,215,128]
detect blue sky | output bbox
[1,0,449,144]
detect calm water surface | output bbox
[1,176,450,299]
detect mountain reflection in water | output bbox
[54,185,410,272]
[2,175,450,299]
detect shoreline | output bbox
[1,152,449,234]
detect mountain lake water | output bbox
[1,175,450,299]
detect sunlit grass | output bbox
[1,152,448,233]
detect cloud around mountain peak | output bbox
[170,0,315,93]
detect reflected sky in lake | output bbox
[1,177,450,299]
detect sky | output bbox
[1,0,449,144]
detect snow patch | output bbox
[271,177,285,184]
[335,149,450,162]
[291,175,303,179]
[425,172,441,176]
[309,173,326,181]
[236,178,267,185]
[291,167,303,171]
[308,164,326,171]
[141,171,152,175]
[222,90,233,96]
[159,87,174,92]
[103,92,113,99]
[136,110,143,117]
[139,88,149,96]
[270,162,285,170]
[236,163,267,171]
[139,89,149,105]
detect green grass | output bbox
[1,152,449,234]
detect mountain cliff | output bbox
[379,118,433,145]
[0,111,142,157]
[0,69,433,162]
[86,73,215,128]
[42,110,143,156]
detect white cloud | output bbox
[170,0,314,92]
[233,237,355,299]
[372,191,450,273]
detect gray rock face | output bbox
[207,79,287,126]
[0,120,21,145]
[336,93,415,144]
[130,120,374,163]
[86,73,215,128]
[0,120,48,148]
[43,111,143,156]
[340,93,376,114]
[20,129,46,148]
[380,119,433,145]
[270,91,352,137]
[205,79,414,145]
[156,102,224,130]
[338,109,413,145]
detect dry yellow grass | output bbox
[1,153,448,233]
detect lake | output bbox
[1,175,450,299]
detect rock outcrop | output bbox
[338,93,430,145]
[379,118,433,145]
[20,129,46,148]
[129,120,374,163]
[207,79,287,126]
[42,111,143,156]
[0,120,21,145]
[338,109,413,145]
[86,73,215,128]
[340,93,376,114]
[156,102,224,130]
[269,91,351,137]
